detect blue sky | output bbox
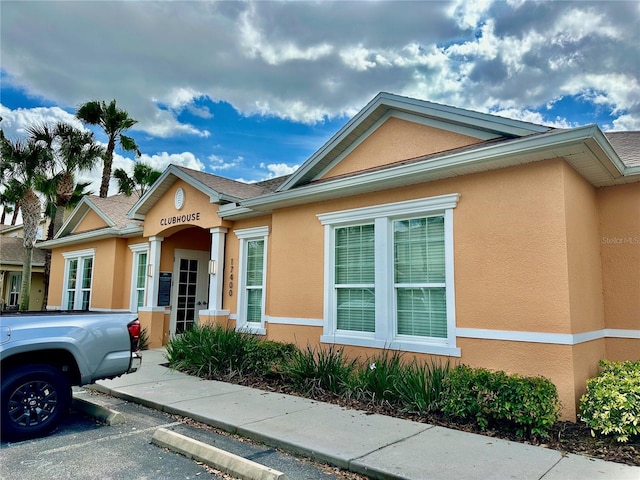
[1,0,638,214]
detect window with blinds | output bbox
[394,216,446,338]
[246,239,265,323]
[318,193,459,356]
[335,224,375,332]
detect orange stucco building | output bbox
[40,93,639,420]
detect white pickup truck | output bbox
[0,311,142,440]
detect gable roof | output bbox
[219,123,637,219]
[127,164,282,220]
[38,194,142,248]
[277,92,553,192]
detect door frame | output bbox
[169,249,210,337]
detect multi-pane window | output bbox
[63,249,94,310]
[7,273,21,307]
[318,194,459,356]
[129,244,149,312]
[235,226,269,333]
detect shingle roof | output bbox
[85,194,142,229]
[0,236,46,266]
[605,132,640,167]
[173,166,268,199]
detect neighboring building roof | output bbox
[0,236,46,267]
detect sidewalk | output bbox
[92,349,639,480]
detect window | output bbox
[129,243,149,312]
[62,249,95,310]
[318,194,460,356]
[7,272,21,308]
[235,226,269,334]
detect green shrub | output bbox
[138,326,149,350]
[165,324,262,379]
[284,344,357,396]
[395,359,450,414]
[352,350,405,404]
[579,360,640,443]
[441,365,561,439]
[246,340,298,377]
[350,351,450,414]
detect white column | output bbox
[207,227,228,313]
[146,236,164,308]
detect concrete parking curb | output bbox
[72,395,126,426]
[152,427,288,480]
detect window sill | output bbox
[320,334,461,357]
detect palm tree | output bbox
[76,100,140,198]
[0,131,51,310]
[113,162,162,198]
[28,122,104,236]
[39,179,94,309]
[0,178,25,225]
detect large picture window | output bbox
[318,194,459,356]
[235,226,269,334]
[62,249,95,310]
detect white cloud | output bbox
[209,154,243,172]
[0,105,86,139]
[0,0,637,155]
[259,162,299,179]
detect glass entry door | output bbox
[170,249,210,335]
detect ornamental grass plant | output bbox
[165,325,564,440]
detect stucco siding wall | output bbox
[268,158,572,336]
[144,179,222,238]
[597,183,640,332]
[561,162,605,333]
[324,117,483,179]
[75,209,108,233]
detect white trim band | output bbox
[456,328,640,345]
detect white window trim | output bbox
[318,194,460,356]
[61,248,96,310]
[234,226,269,335]
[129,243,149,312]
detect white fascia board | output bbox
[39,226,143,249]
[234,125,623,215]
[378,93,550,136]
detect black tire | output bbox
[1,364,72,440]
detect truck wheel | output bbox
[1,364,72,440]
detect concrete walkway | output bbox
[92,349,639,480]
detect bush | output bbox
[165,324,263,379]
[352,350,450,414]
[138,326,149,350]
[284,344,357,397]
[441,365,561,439]
[580,360,640,443]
